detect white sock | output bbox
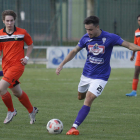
[72,124,78,129]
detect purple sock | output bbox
[0,71,3,76]
[74,105,90,127]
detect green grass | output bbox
[0,65,140,140]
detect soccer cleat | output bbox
[126,91,137,97]
[4,109,17,124]
[66,127,79,135]
[29,107,38,124]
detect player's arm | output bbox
[56,45,82,75]
[25,43,34,58]
[130,51,136,61]
[130,35,137,61]
[121,40,140,51]
[20,43,34,65]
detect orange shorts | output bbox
[135,52,140,66]
[2,65,24,88]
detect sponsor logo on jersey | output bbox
[88,43,105,55]
[89,57,104,64]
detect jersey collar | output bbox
[3,26,16,36]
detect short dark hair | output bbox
[84,16,99,26]
[2,10,16,20]
[137,14,140,19]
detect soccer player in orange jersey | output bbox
[0,10,38,124]
[126,15,140,97]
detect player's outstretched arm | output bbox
[56,45,82,75]
[121,41,140,51]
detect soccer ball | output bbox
[46,119,63,134]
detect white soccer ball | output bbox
[46,119,63,134]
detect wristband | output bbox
[25,56,29,60]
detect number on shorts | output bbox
[97,85,103,93]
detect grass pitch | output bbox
[0,64,140,140]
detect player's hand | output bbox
[0,51,1,56]
[20,58,28,65]
[130,55,135,61]
[56,65,63,75]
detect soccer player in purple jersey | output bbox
[56,16,140,135]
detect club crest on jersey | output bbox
[88,43,105,55]
[102,37,106,44]
[14,35,18,40]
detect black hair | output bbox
[84,16,99,26]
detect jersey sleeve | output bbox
[23,30,33,46]
[111,33,124,46]
[78,35,86,48]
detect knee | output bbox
[12,91,22,98]
[84,92,96,106]
[78,92,86,100]
[0,87,7,95]
[78,95,83,100]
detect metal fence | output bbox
[0,0,140,60]
[0,0,140,45]
[0,0,86,46]
[94,0,140,42]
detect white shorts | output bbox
[78,75,107,97]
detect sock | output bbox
[18,91,33,113]
[132,79,139,91]
[73,105,90,129]
[0,71,3,76]
[1,91,14,112]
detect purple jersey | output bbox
[78,30,124,81]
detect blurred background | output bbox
[0,0,140,62]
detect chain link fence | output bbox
[0,0,140,62]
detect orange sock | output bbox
[1,91,14,112]
[18,91,33,113]
[132,79,139,91]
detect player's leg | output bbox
[10,84,38,124]
[11,84,33,113]
[0,66,25,123]
[66,79,107,135]
[126,66,140,97]
[66,91,95,135]
[0,79,17,123]
[77,75,89,100]
[78,92,87,100]
[126,54,140,97]
[78,87,88,100]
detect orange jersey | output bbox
[134,28,140,66]
[0,26,33,71]
[134,28,140,46]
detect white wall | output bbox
[47,46,136,68]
